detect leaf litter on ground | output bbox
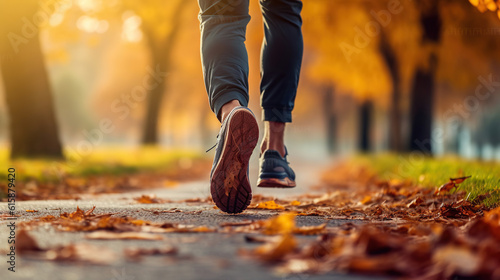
[238,163,500,279]
[13,161,500,279]
[16,229,117,265]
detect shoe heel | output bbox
[229,110,259,162]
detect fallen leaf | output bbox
[450,176,471,184]
[436,176,471,195]
[255,200,285,210]
[433,246,481,276]
[361,196,372,205]
[244,235,281,244]
[435,182,456,195]
[38,215,57,222]
[17,230,42,253]
[263,213,296,235]
[134,195,165,204]
[407,197,424,208]
[293,223,327,235]
[25,210,39,213]
[60,206,96,221]
[253,234,297,262]
[45,243,116,265]
[143,208,182,214]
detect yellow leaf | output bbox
[361,196,372,205]
[191,226,215,233]
[263,213,296,235]
[257,200,285,210]
[131,219,146,226]
[290,200,301,206]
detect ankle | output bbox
[261,121,286,157]
[267,143,286,158]
[220,100,241,122]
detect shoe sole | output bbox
[210,109,259,214]
[257,177,296,188]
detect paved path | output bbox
[0,158,387,280]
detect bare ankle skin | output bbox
[260,121,286,157]
[220,100,241,123]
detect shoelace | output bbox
[205,133,219,153]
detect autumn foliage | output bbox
[470,0,500,18]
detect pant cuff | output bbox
[213,91,248,121]
[262,107,292,123]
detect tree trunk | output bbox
[141,0,188,145]
[0,0,63,158]
[408,1,442,155]
[409,66,436,154]
[359,100,373,152]
[141,52,168,144]
[379,32,402,151]
[322,85,336,155]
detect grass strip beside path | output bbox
[349,154,500,207]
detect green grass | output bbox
[0,147,206,183]
[351,154,500,208]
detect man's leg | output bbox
[199,0,250,121]
[257,0,303,188]
[259,0,303,156]
[198,0,259,213]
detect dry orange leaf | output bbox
[26,210,39,213]
[45,243,117,264]
[407,197,424,208]
[254,234,297,261]
[130,219,147,226]
[263,213,296,235]
[293,223,327,235]
[436,176,470,195]
[134,195,162,204]
[484,206,500,225]
[62,206,96,221]
[361,196,372,205]
[290,201,301,206]
[450,176,472,184]
[17,230,42,253]
[256,200,285,210]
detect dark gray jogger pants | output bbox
[198,0,303,122]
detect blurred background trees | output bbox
[0,0,63,158]
[0,0,499,160]
[122,0,190,145]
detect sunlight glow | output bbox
[76,15,108,33]
[121,13,143,43]
[77,0,101,12]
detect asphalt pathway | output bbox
[0,158,388,280]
